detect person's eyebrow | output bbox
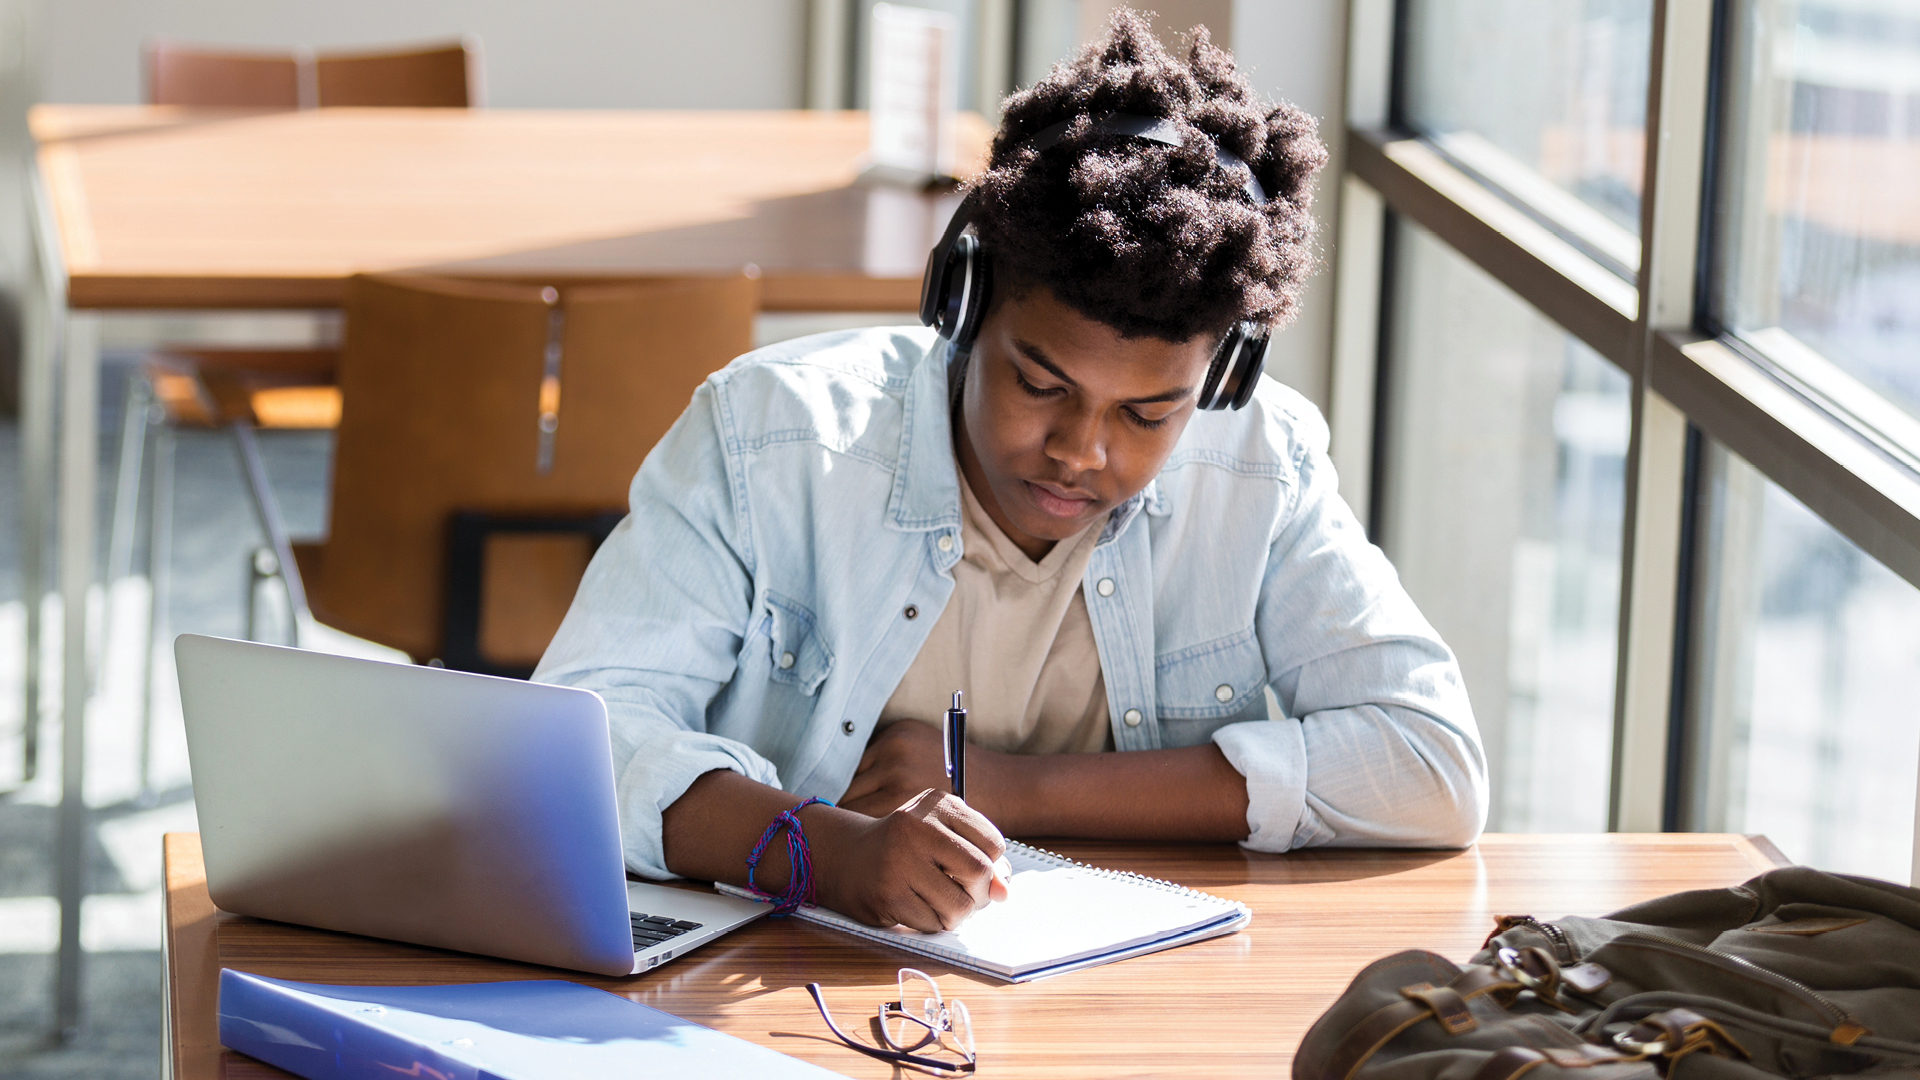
[1013,338,1196,406]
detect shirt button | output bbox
[1096,578,1115,597]
[1123,708,1143,727]
[778,651,796,670]
[938,534,954,552]
[842,720,856,735]
[1215,684,1234,703]
[904,605,919,619]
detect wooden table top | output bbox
[31,106,993,312]
[164,831,1785,1079]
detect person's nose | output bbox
[1045,402,1106,475]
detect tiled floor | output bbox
[0,353,336,1078]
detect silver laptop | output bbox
[175,633,769,976]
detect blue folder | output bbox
[217,968,848,1079]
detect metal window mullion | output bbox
[975,0,1015,116]
[806,0,854,110]
[1608,0,1716,834]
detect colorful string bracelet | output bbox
[744,796,831,915]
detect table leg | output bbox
[55,311,98,1042]
[16,169,65,792]
[30,161,95,1041]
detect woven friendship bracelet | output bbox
[745,796,832,915]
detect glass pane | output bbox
[1685,441,1920,881]
[1712,1,1920,421]
[1401,0,1652,271]
[1379,220,1631,832]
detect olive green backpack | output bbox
[1294,867,1920,1080]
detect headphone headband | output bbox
[1024,112,1268,205]
[919,111,1274,409]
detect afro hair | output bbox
[968,9,1328,342]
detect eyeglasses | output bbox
[805,968,976,1075]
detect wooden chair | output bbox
[284,273,759,673]
[146,44,305,108]
[121,32,477,668]
[146,39,475,109]
[315,42,475,108]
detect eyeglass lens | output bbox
[887,969,944,1049]
[942,997,974,1059]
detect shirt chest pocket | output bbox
[756,591,834,696]
[1155,626,1268,721]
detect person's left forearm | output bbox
[993,742,1250,840]
[841,720,1249,840]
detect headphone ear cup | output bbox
[923,233,973,338]
[920,239,949,329]
[1225,328,1269,410]
[1196,336,1230,410]
[1196,324,1270,411]
[949,242,992,351]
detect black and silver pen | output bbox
[944,690,967,799]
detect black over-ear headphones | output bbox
[919,112,1272,411]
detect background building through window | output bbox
[1685,442,1920,881]
[1399,0,1652,274]
[1712,0,1920,424]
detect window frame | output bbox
[1334,0,1920,881]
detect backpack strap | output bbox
[1318,967,1531,1080]
[1613,1008,1751,1062]
[1468,1046,1550,1080]
[1318,995,1443,1080]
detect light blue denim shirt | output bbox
[535,327,1488,879]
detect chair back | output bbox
[146,39,473,109]
[309,274,759,665]
[315,42,474,107]
[147,43,303,108]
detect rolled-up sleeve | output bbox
[534,378,780,879]
[1211,412,1488,851]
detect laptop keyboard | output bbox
[631,912,704,951]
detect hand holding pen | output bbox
[945,691,1014,896]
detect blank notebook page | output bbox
[728,842,1249,980]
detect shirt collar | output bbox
[887,336,965,532]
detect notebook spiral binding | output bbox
[1009,842,1241,906]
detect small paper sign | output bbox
[868,2,959,183]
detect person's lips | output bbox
[1024,479,1097,519]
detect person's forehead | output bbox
[1001,292,1211,392]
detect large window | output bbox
[1400,0,1652,274]
[1350,0,1920,880]
[1711,0,1920,422]
[1379,221,1629,832]
[1684,441,1920,880]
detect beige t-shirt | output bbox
[880,473,1113,754]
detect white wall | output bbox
[1231,0,1349,417]
[38,0,809,108]
[1078,0,1235,46]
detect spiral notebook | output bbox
[718,842,1250,982]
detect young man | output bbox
[536,15,1487,933]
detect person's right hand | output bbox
[815,788,1010,932]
